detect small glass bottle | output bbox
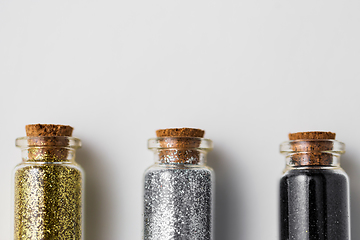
[144,128,214,240]
[279,131,350,240]
[14,124,84,240]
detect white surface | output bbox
[1,0,360,239]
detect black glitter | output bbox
[280,168,350,240]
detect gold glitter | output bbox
[14,163,83,240]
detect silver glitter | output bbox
[144,166,214,240]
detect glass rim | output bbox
[148,137,213,150]
[16,136,82,148]
[280,139,345,154]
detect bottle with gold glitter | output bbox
[14,124,84,240]
[144,128,214,240]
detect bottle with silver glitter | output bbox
[144,128,214,240]
[14,124,84,240]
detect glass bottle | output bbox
[279,132,350,240]
[144,128,214,240]
[14,135,84,239]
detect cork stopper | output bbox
[25,124,74,161]
[156,128,205,164]
[289,131,335,140]
[289,131,336,166]
[26,124,73,137]
[156,128,204,138]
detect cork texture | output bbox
[289,131,335,140]
[289,131,336,166]
[26,124,73,137]
[25,124,74,161]
[156,128,205,138]
[156,128,205,164]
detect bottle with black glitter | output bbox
[144,128,214,240]
[279,131,350,240]
[14,124,84,240]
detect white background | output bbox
[1,0,360,239]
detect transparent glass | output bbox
[14,136,84,240]
[280,139,345,169]
[279,139,350,240]
[144,137,215,240]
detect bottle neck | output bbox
[16,136,81,163]
[153,149,208,165]
[148,137,213,165]
[285,153,341,168]
[20,147,77,162]
[280,139,345,168]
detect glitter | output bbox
[280,168,349,239]
[144,128,214,240]
[144,167,213,240]
[14,164,83,239]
